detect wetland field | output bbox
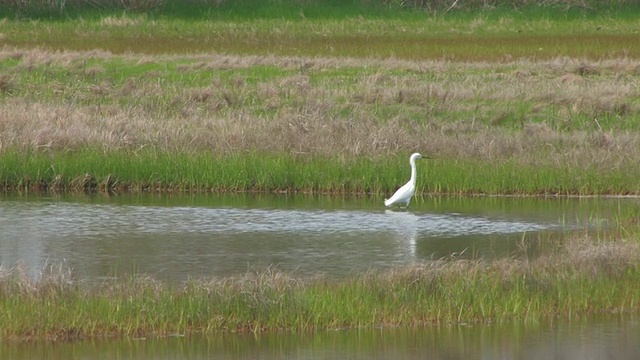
[1,0,640,343]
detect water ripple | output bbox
[0,199,563,280]
[1,202,553,239]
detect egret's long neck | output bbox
[409,158,417,185]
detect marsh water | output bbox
[2,317,639,360]
[2,193,640,359]
[0,193,620,281]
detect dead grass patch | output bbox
[0,74,15,94]
[99,14,148,27]
[1,48,640,172]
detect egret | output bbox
[384,153,423,208]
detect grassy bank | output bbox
[3,149,640,195]
[1,46,640,195]
[1,234,638,341]
[2,4,640,195]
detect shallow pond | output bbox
[2,193,639,358]
[0,193,630,282]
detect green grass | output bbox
[1,0,638,20]
[3,150,640,195]
[2,235,639,340]
[0,150,422,193]
[2,5,640,195]
[2,4,640,59]
[3,20,639,60]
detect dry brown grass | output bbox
[1,48,640,172]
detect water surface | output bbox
[0,193,629,281]
[2,317,638,360]
[2,193,638,359]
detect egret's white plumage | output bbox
[384,153,422,208]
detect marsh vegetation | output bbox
[2,233,639,341]
[2,46,640,194]
[1,0,640,342]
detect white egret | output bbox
[384,153,422,208]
